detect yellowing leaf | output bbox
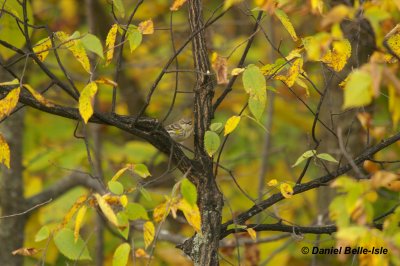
[224,116,241,136]
[243,64,266,94]
[112,243,130,266]
[316,153,338,163]
[0,134,10,168]
[74,205,87,242]
[138,19,154,35]
[59,194,88,230]
[224,0,243,10]
[342,70,373,109]
[113,0,125,18]
[170,0,187,11]
[105,24,119,65]
[143,221,155,249]
[94,193,119,227]
[95,77,118,87]
[280,183,293,199]
[267,179,278,186]
[32,37,52,62]
[248,90,266,121]
[23,84,54,107]
[0,87,20,120]
[55,31,91,73]
[134,164,151,178]
[178,199,201,233]
[111,164,133,182]
[79,82,98,124]
[274,9,298,41]
[321,39,351,72]
[231,68,245,76]
[246,228,257,240]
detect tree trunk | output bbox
[178,1,224,265]
[0,109,26,266]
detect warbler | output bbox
[165,118,193,141]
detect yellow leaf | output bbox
[79,82,98,124]
[224,0,243,10]
[55,31,91,73]
[32,37,52,62]
[388,85,400,127]
[231,68,245,76]
[280,183,293,199]
[0,134,10,168]
[311,0,323,15]
[0,79,19,86]
[321,39,351,72]
[119,195,128,207]
[153,201,170,223]
[321,4,351,28]
[170,0,187,11]
[138,19,154,35]
[384,24,400,59]
[0,87,20,120]
[255,0,277,14]
[143,221,155,249]
[74,205,87,242]
[105,24,118,65]
[246,228,257,240]
[59,194,88,229]
[267,179,277,186]
[302,33,331,61]
[178,199,201,233]
[285,57,303,87]
[23,84,54,107]
[224,115,241,136]
[274,9,298,41]
[94,193,119,227]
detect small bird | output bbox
[165,118,193,142]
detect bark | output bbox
[0,109,26,266]
[178,1,224,265]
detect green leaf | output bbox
[125,202,149,220]
[112,243,130,266]
[292,150,317,167]
[248,91,266,121]
[54,228,91,261]
[342,70,373,109]
[134,164,151,178]
[181,178,197,206]
[127,26,142,52]
[210,122,223,132]
[81,33,104,59]
[243,64,266,95]
[204,131,220,157]
[316,153,338,163]
[117,212,129,240]
[113,0,125,18]
[108,181,124,195]
[35,225,50,242]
